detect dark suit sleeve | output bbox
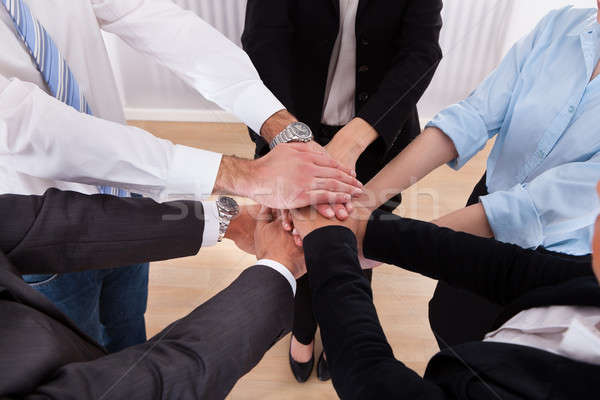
[357,0,442,149]
[242,0,295,113]
[24,265,294,400]
[0,188,205,275]
[304,227,446,400]
[363,210,594,306]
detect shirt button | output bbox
[568,106,575,113]
[360,38,369,46]
[537,150,545,158]
[358,65,369,73]
[358,92,369,102]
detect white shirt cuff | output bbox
[201,201,220,247]
[256,259,296,296]
[232,82,285,134]
[165,144,223,199]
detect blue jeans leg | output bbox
[23,271,104,345]
[99,263,149,353]
[23,263,149,353]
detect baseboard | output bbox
[124,107,433,128]
[124,108,241,123]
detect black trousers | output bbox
[428,173,593,349]
[252,124,407,345]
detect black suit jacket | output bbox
[303,211,599,399]
[242,0,443,157]
[0,189,294,399]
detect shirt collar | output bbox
[567,11,600,37]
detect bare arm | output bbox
[358,126,458,209]
[432,203,493,237]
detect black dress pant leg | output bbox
[428,173,592,349]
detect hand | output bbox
[254,207,306,278]
[225,204,261,255]
[247,143,363,209]
[290,205,372,251]
[317,118,379,220]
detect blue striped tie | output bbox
[2,0,128,196]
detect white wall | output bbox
[104,0,596,122]
[503,0,593,54]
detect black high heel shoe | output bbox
[289,343,314,383]
[317,351,331,381]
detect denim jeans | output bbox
[23,263,149,353]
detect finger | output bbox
[316,204,336,219]
[345,201,354,214]
[293,233,303,248]
[281,209,293,231]
[308,191,352,206]
[312,178,364,197]
[333,204,349,220]
[312,166,363,188]
[310,152,355,176]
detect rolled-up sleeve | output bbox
[91,0,284,134]
[480,153,600,250]
[426,10,555,170]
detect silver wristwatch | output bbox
[269,122,314,149]
[216,196,240,242]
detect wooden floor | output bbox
[129,121,492,399]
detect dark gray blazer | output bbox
[0,189,293,399]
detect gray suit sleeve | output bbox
[25,265,294,400]
[0,188,205,274]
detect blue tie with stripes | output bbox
[2,0,128,196]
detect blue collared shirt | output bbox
[427,7,600,256]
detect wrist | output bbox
[260,109,297,142]
[213,156,253,197]
[259,252,296,274]
[338,118,378,153]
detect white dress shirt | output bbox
[484,306,600,365]
[0,0,285,247]
[321,0,358,126]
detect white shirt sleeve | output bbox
[200,200,220,247]
[91,0,284,134]
[0,76,222,199]
[255,259,297,296]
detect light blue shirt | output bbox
[427,7,600,256]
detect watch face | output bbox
[218,196,239,215]
[290,122,313,140]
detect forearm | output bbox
[432,203,494,238]
[304,227,403,399]
[4,189,205,275]
[27,266,294,400]
[93,0,285,134]
[363,211,591,304]
[358,126,458,208]
[0,78,221,199]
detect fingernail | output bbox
[339,209,348,218]
[353,188,364,196]
[351,170,357,177]
[326,209,335,218]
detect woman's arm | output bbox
[358,126,458,209]
[363,211,593,306]
[432,203,493,238]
